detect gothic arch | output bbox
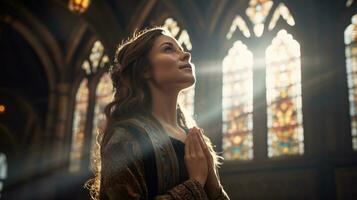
[0,16,58,142]
[65,21,89,65]
[1,0,63,76]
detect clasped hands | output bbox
[184,127,222,199]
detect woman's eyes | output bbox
[162,45,186,54]
[163,46,174,52]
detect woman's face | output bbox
[146,34,195,92]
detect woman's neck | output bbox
[150,87,179,128]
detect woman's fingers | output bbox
[185,132,190,157]
[191,128,200,155]
[197,128,214,164]
[184,127,209,187]
[186,127,212,161]
[194,127,208,151]
[197,128,208,150]
[187,127,203,156]
[194,127,206,156]
[189,129,196,156]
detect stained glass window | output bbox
[345,14,357,150]
[162,18,192,50]
[227,1,296,40]
[82,41,109,75]
[162,18,195,116]
[245,0,273,37]
[224,2,303,159]
[90,73,114,169]
[0,153,7,199]
[268,3,295,31]
[69,79,89,172]
[226,15,251,39]
[265,29,304,157]
[222,41,254,160]
[69,40,110,172]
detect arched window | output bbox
[245,0,274,37]
[81,41,109,75]
[90,73,113,169]
[224,0,303,159]
[226,1,294,40]
[162,18,192,50]
[70,40,110,172]
[266,30,304,157]
[222,41,254,160]
[0,153,7,199]
[345,14,357,150]
[162,18,195,117]
[69,79,89,172]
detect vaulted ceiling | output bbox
[0,0,252,84]
[1,0,242,58]
[0,0,245,137]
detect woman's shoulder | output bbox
[101,125,147,162]
[106,125,133,144]
[103,118,149,151]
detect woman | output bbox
[86,27,230,200]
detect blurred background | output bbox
[0,0,357,199]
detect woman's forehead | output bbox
[154,35,182,49]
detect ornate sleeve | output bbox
[100,127,209,200]
[211,186,230,200]
[211,169,230,200]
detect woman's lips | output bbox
[179,63,192,69]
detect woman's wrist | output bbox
[189,178,206,188]
[205,177,221,189]
[193,177,206,187]
[205,182,223,199]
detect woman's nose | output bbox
[181,51,191,62]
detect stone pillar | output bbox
[52,83,71,170]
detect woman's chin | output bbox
[180,78,195,90]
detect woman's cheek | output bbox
[151,54,179,79]
[159,56,177,72]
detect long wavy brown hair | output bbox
[85,27,223,200]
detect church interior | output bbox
[1,0,357,199]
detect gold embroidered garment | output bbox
[99,115,229,200]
